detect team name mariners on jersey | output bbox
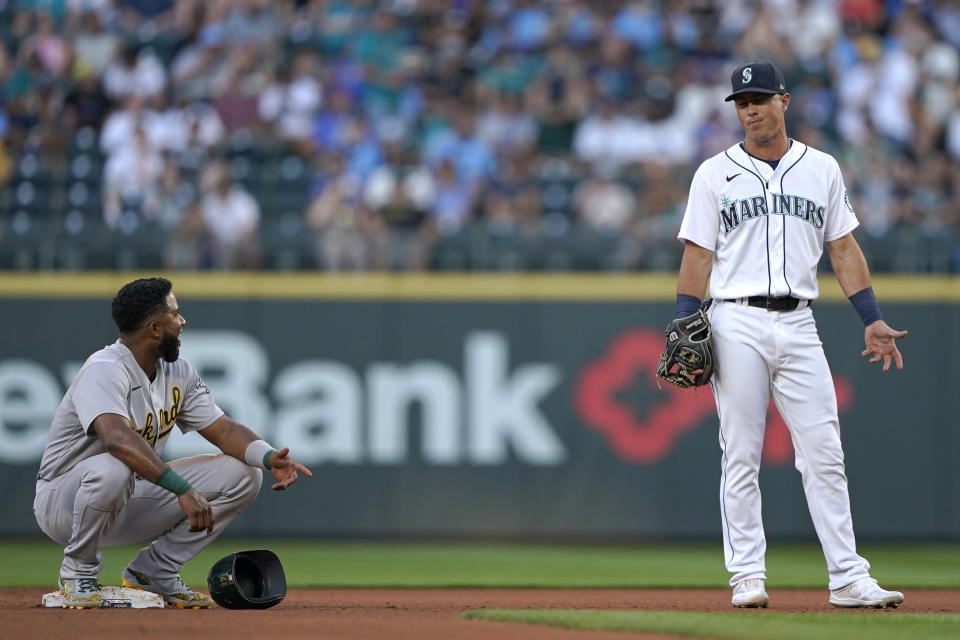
[719,192,825,236]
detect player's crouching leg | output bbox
[51,454,136,607]
[179,454,264,513]
[77,453,138,508]
[121,456,263,608]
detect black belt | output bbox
[724,296,805,311]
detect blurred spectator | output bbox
[100,95,162,155]
[424,110,496,185]
[155,160,195,230]
[217,0,287,47]
[572,163,637,234]
[103,44,167,101]
[353,8,412,73]
[339,115,384,184]
[212,68,264,134]
[157,95,226,154]
[168,118,213,189]
[589,35,639,103]
[116,0,178,32]
[919,41,959,130]
[731,3,792,62]
[258,50,323,152]
[572,99,636,168]
[429,158,474,236]
[527,44,591,153]
[364,154,433,271]
[169,16,234,101]
[947,85,960,160]
[476,92,538,157]
[0,140,12,186]
[63,69,111,130]
[198,160,261,269]
[102,125,165,230]
[313,89,356,153]
[487,154,541,234]
[165,202,209,270]
[21,11,71,77]
[6,46,50,101]
[305,155,370,270]
[508,0,551,51]
[70,9,120,77]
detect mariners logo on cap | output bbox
[725,61,787,101]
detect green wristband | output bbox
[263,450,277,470]
[156,467,192,496]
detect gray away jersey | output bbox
[37,340,224,480]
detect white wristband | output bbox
[244,440,277,469]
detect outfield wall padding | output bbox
[0,276,956,539]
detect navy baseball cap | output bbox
[724,61,787,101]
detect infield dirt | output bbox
[3,588,959,640]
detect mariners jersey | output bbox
[678,140,858,301]
[37,341,224,480]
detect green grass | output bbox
[461,610,960,640]
[2,540,958,590]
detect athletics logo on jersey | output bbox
[719,193,825,236]
[195,377,211,394]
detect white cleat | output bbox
[732,578,769,608]
[830,577,903,608]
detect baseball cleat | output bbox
[829,577,903,608]
[731,578,769,608]
[58,576,102,609]
[121,567,215,609]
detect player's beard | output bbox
[159,329,180,362]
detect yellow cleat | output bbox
[58,577,102,609]
[121,567,214,609]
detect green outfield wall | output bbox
[0,273,957,539]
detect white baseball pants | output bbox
[707,300,871,590]
[34,453,262,582]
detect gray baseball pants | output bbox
[34,453,262,581]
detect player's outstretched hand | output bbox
[178,488,214,535]
[862,320,908,372]
[268,447,313,491]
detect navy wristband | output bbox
[675,294,702,318]
[849,287,882,326]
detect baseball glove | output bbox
[656,309,716,389]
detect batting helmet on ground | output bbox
[206,549,287,609]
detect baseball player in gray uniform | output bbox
[675,62,907,608]
[34,277,312,608]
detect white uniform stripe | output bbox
[777,145,809,298]
[721,151,773,297]
[711,376,736,568]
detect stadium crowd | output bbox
[0,0,958,272]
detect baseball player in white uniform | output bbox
[34,277,312,608]
[675,62,908,608]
